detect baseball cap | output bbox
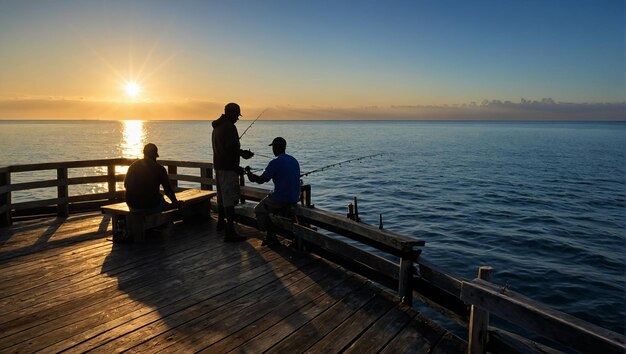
[225,102,242,117]
[269,137,286,148]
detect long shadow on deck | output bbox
[0,214,110,265]
[95,221,347,352]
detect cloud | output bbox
[0,97,623,121]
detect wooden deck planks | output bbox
[0,213,466,354]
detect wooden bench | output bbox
[101,189,217,243]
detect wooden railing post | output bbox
[398,247,414,305]
[468,266,494,354]
[107,164,116,202]
[300,184,311,207]
[200,167,213,190]
[0,170,11,226]
[57,167,69,217]
[168,165,178,191]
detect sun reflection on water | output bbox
[118,120,146,174]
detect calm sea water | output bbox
[1,120,625,335]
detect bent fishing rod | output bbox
[299,153,385,177]
[239,108,268,140]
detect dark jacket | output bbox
[211,114,240,171]
[124,158,174,209]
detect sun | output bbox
[124,82,141,98]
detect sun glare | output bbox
[124,82,141,98]
[117,120,146,175]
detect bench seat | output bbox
[102,189,216,243]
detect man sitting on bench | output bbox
[245,137,301,247]
[124,143,180,213]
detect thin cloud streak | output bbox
[0,97,623,121]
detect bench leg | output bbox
[112,215,132,243]
[128,215,146,243]
[111,215,121,242]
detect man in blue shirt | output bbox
[246,137,300,246]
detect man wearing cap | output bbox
[245,137,300,247]
[124,143,180,213]
[211,102,254,242]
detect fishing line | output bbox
[299,153,385,178]
[239,108,268,140]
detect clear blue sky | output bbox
[0,0,623,119]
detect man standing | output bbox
[211,102,254,242]
[124,143,179,212]
[246,137,300,247]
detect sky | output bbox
[0,0,623,120]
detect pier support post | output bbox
[300,184,311,207]
[0,170,11,226]
[107,164,116,202]
[57,167,69,217]
[398,248,416,305]
[168,165,178,191]
[200,167,213,191]
[468,266,494,354]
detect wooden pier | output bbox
[1,158,624,354]
[0,212,465,353]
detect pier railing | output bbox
[0,158,218,224]
[0,158,624,354]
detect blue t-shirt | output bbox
[261,153,301,203]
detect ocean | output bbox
[1,120,624,335]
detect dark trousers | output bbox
[254,196,294,232]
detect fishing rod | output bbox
[239,108,268,140]
[245,153,384,176]
[299,153,385,178]
[254,152,275,159]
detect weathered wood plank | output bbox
[60,248,310,350]
[214,277,368,354]
[7,174,124,192]
[488,328,566,354]
[461,279,626,354]
[110,259,345,353]
[13,193,114,211]
[197,269,352,353]
[468,266,493,354]
[343,303,416,354]
[101,189,215,214]
[0,232,225,326]
[294,205,424,252]
[379,311,447,354]
[293,223,400,279]
[6,158,132,173]
[2,238,289,352]
[0,209,471,354]
[265,283,382,353]
[304,292,397,353]
[0,228,217,309]
[430,332,468,354]
[418,257,464,297]
[0,216,109,262]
